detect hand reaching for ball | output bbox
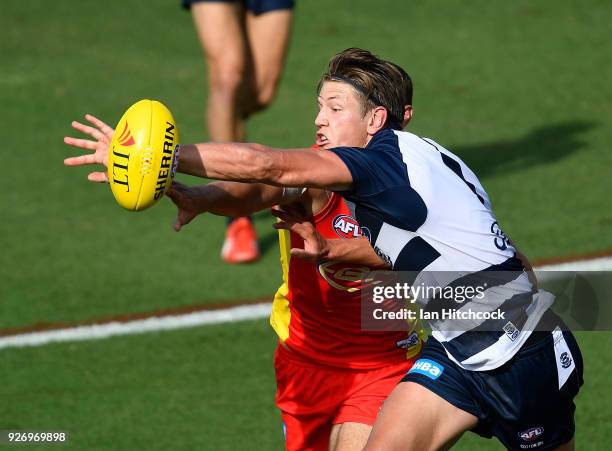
[64,114,114,183]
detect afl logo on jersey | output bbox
[332,214,370,241]
[519,426,544,442]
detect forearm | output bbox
[192,182,283,217]
[177,142,352,190]
[179,142,273,182]
[326,237,391,269]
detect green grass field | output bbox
[1,326,610,450]
[1,0,611,449]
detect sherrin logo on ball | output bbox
[108,99,180,211]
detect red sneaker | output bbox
[221,217,260,263]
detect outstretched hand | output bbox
[166,181,204,231]
[271,204,330,262]
[64,114,114,183]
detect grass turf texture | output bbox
[0,324,609,450]
[0,320,281,451]
[1,0,612,328]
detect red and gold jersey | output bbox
[270,192,423,370]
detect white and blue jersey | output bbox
[330,128,554,371]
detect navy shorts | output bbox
[182,0,294,15]
[402,314,584,450]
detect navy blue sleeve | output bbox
[330,145,407,198]
[329,130,428,232]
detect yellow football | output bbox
[108,99,180,211]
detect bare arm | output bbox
[272,205,390,269]
[64,116,352,190]
[325,236,390,269]
[178,143,354,191]
[171,181,285,216]
[167,181,287,231]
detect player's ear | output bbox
[367,106,387,135]
[402,105,413,129]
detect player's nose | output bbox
[314,109,327,127]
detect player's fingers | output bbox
[275,204,298,218]
[87,171,108,183]
[85,114,115,139]
[179,211,195,226]
[281,223,313,240]
[71,121,105,142]
[173,216,182,232]
[270,208,290,221]
[64,136,98,151]
[285,211,309,225]
[64,153,99,166]
[272,208,304,225]
[290,248,317,262]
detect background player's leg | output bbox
[243,9,293,116]
[191,2,262,263]
[364,382,478,451]
[211,7,293,263]
[190,2,247,142]
[329,422,372,451]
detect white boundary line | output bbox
[536,257,612,271]
[1,257,611,350]
[0,303,271,350]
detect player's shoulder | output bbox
[393,130,442,153]
[368,127,402,152]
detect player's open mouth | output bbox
[316,133,329,146]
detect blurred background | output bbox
[1,0,611,449]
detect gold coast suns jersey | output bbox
[270,192,423,369]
